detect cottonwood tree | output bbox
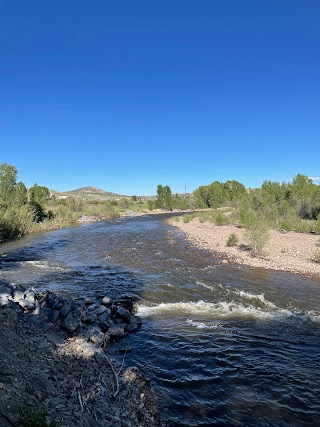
[155,185,173,210]
[0,162,18,208]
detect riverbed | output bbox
[1,213,320,426]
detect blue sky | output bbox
[1,1,319,195]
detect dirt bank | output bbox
[0,282,165,427]
[170,218,320,277]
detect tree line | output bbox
[1,161,319,242]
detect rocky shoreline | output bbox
[0,280,165,427]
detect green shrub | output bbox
[226,233,238,247]
[245,214,269,257]
[213,211,228,226]
[182,215,191,223]
[16,402,58,427]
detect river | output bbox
[1,213,320,426]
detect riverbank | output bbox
[0,281,165,427]
[170,218,320,276]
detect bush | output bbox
[226,233,238,247]
[245,215,269,257]
[213,211,228,226]
[182,214,191,223]
[16,402,58,427]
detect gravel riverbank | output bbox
[170,218,320,277]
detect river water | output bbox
[1,214,320,426]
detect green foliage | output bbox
[194,180,247,208]
[16,401,58,427]
[29,183,50,205]
[182,214,191,223]
[226,233,238,247]
[213,211,228,226]
[15,182,28,206]
[147,200,154,210]
[0,162,18,208]
[28,201,47,223]
[245,214,269,257]
[155,185,173,210]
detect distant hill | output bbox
[50,186,127,200]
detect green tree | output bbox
[223,180,246,203]
[15,182,28,206]
[155,185,173,210]
[0,162,18,208]
[28,183,50,205]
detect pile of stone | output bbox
[0,280,165,427]
[0,281,142,347]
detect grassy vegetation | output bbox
[16,401,58,427]
[226,233,238,247]
[181,209,232,225]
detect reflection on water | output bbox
[1,214,320,426]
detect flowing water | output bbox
[1,214,320,426]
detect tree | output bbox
[155,185,173,210]
[224,180,246,203]
[290,174,319,219]
[28,183,50,205]
[15,182,28,206]
[0,162,18,208]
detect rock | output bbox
[0,294,10,307]
[71,301,83,316]
[108,325,125,340]
[59,302,72,317]
[278,229,287,234]
[47,293,62,310]
[89,331,106,346]
[116,306,131,321]
[97,305,111,316]
[13,290,25,301]
[48,309,60,323]
[98,312,114,332]
[24,288,37,301]
[19,298,36,311]
[101,296,112,306]
[83,313,98,324]
[0,281,13,296]
[126,316,142,333]
[62,313,81,333]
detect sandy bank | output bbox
[170,218,320,277]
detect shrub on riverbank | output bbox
[226,233,238,247]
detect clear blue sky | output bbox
[1,1,319,195]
